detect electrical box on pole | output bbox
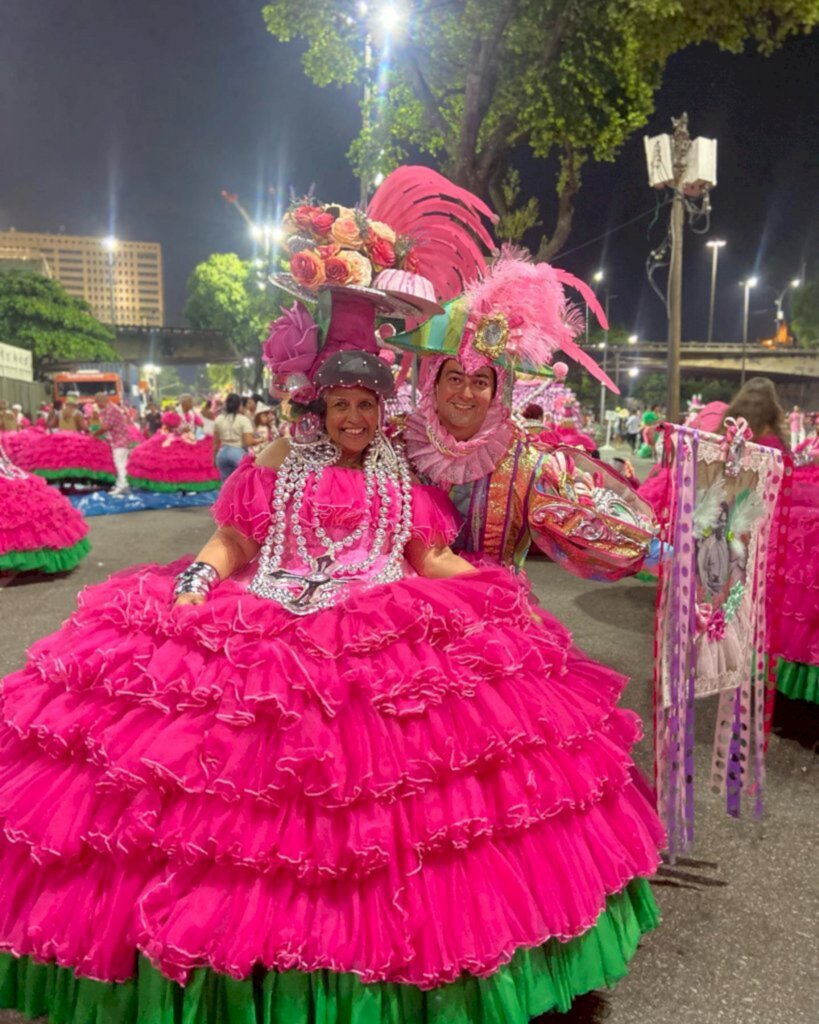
[643,117,717,424]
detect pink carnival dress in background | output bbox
[0,456,663,1024]
[0,442,90,574]
[126,413,220,493]
[9,428,116,487]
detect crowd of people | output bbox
[0,165,815,1024]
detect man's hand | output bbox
[174,592,206,607]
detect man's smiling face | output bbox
[435,359,496,441]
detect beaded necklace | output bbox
[250,432,413,614]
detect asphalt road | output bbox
[0,508,816,1024]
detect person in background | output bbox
[200,400,216,438]
[252,407,274,450]
[143,402,162,437]
[625,409,642,451]
[95,392,132,495]
[0,401,18,432]
[788,405,805,449]
[10,404,30,428]
[721,377,789,451]
[51,395,86,432]
[212,392,254,481]
[177,394,203,434]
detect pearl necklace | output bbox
[250,432,414,614]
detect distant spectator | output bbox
[213,393,254,481]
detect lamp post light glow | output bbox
[628,367,639,378]
[628,334,638,344]
[775,278,802,323]
[101,235,119,326]
[741,277,758,386]
[705,239,726,343]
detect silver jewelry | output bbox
[174,561,220,599]
[0,443,26,480]
[250,432,413,614]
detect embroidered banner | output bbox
[653,423,789,856]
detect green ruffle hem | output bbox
[33,469,116,485]
[0,879,658,1024]
[0,538,91,575]
[776,657,819,706]
[127,476,220,493]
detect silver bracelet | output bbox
[173,561,220,599]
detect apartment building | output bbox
[0,229,164,326]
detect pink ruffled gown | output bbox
[9,429,117,486]
[0,443,90,574]
[0,459,663,1023]
[126,430,220,492]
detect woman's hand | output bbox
[174,591,206,607]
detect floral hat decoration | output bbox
[263,166,497,404]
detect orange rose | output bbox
[316,243,340,260]
[337,250,373,287]
[324,256,352,284]
[290,249,326,290]
[330,216,363,249]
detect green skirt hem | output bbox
[0,879,658,1024]
[776,657,819,706]
[0,538,91,574]
[33,468,117,484]
[127,476,220,493]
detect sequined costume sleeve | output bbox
[527,446,657,582]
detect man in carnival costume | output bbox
[398,249,657,578]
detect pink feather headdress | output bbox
[458,247,616,391]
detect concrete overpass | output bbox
[111,325,236,365]
[619,342,819,381]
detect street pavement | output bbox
[0,509,816,1024]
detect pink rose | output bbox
[311,211,335,237]
[324,256,352,285]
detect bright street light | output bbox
[101,235,118,252]
[705,239,726,344]
[741,277,758,386]
[378,2,405,32]
[628,367,640,378]
[791,278,802,289]
[592,270,604,283]
[628,334,638,345]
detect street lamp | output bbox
[628,334,638,344]
[102,235,118,326]
[775,278,801,324]
[741,276,758,387]
[705,239,726,343]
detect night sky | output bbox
[2,0,817,345]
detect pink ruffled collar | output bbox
[405,398,514,486]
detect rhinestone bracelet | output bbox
[173,561,220,599]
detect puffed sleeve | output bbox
[527,446,658,581]
[211,457,276,544]
[409,483,462,549]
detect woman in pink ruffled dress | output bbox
[0,346,664,1023]
[0,440,90,574]
[126,409,220,493]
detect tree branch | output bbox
[535,144,581,261]
[403,49,455,149]
[456,0,519,184]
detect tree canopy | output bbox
[262,0,819,257]
[792,275,819,349]
[184,253,290,387]
[0,271,117,372]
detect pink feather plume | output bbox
[367,166,497,302]
[464,248,619,393]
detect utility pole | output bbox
[666,114,690,424]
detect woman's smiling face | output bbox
[323,387,380,462]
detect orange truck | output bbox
[52,370,123,405]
